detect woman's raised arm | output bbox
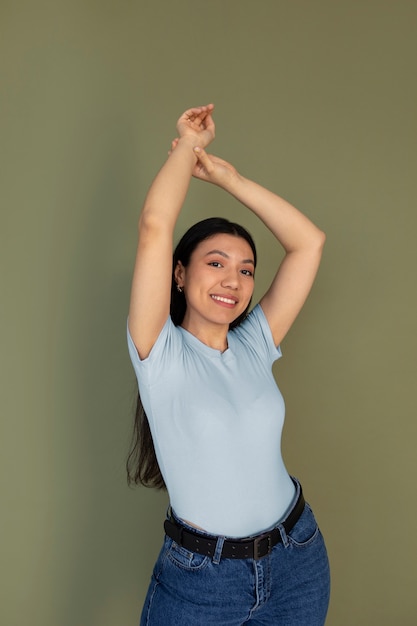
[186,146,325,347]
[128,105,215,359]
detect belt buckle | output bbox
[253,532,272,560]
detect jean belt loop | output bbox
[278,522,289,547]
[212,535,225,564]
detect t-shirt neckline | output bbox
[177,325,235,360]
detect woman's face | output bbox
[175,233,255,333]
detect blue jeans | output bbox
[140,484,330,625]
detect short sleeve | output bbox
[127,316,180,386]
[232,304,282,366]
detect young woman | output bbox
[127,104,330,625]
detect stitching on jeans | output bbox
[167,542,211,571]
[287,526,320,548]
[143,580,159,625]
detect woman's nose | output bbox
[221,271,239,289]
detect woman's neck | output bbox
[181,318,229,352]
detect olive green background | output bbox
[1,1,416,624]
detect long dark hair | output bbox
[126,217,257,488]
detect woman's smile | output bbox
[175,233,255,334]
[210,294,239,307]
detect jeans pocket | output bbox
[287,503,320,548]
[167,539,211,571]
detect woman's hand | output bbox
[176,104,215,149]
[169,140,240,189]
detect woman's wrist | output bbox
[177,135,199,146]
[220,170,245,194]
[169,136,201,167]
[177,127,214,149]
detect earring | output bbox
[176,284,183,293]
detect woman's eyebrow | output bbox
[205,249,254,265]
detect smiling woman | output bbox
[174,233,255,347]
[126,104,330,625]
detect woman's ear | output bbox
[174,261,184,287]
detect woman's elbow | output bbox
[317,228,326,249]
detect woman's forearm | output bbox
[139,136,199,232]
[224,174,325,253]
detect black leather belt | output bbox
[164,485,305,560]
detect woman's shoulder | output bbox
[127,315,180,370]
[231,303,282,363]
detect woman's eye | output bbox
[208,261,223,268]
[241,269,254,277]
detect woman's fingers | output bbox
[167,137,179,156]
[176,104,215,148]
[185,103,214,116]
[181,104,214,125]
[193,147,214,174]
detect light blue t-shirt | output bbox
[127,303,295,537]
